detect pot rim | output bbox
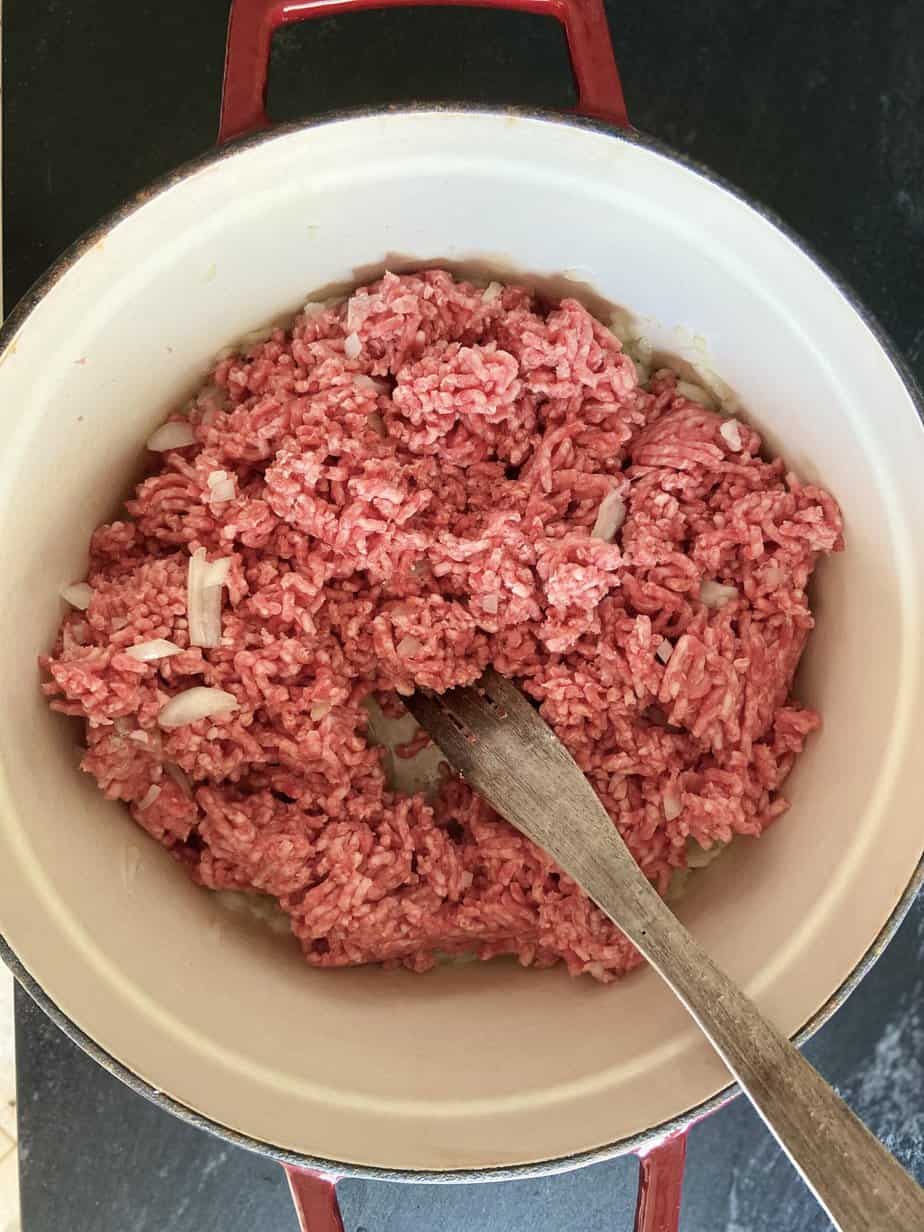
[1,101,922,1184]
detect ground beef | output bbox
[42,270,843,982]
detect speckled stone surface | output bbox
[4,2,924,1228]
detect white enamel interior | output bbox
[0,111,921,1172]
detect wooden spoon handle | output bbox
[404,672,924,1228]
[589,833,924,1232]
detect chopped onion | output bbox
[137,784,161,811]
[303,300,326,317]
[656,639,673,664]
[146,421,196,451]
[158,687,238,729]
[126,638,183,662]
[204,556,231,588]
[310,701,332,721]
[719,418,743,452]
[206,469,235,503]
[397,635,422,657]
[129,727,162,755]
[187,548,229,648]
[663,793,682,821]
[675,380,715,408]
[165,762,193,797]
[344,332,362,360]
[482,281,502,303]
[699,579,739,609]
[61,582,93,610]
[481,594,500,614]
[209,479,236,503]
[591,489,626,542]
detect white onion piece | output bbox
[303,300,326,317]
[656,640,673,664]
[126,638,183,662]
[663,793,682,821]
[165,762,193,797]
[699,579,739,608]
[591,490,627,541]
[61,582,93,610]
[675,380,715,408]
[397,636,422,657]
[345,296,365,332]
[146,421,196,452]
[158,687,238,729]
[137,784,161,811]
[482,281,502,303]
[187,548,229,648]
[203,557,231,588]
[344,332,362,360]
[719,418,743,452]
[310,701,332,721]
[481,594,500,614]
[129,728,162,755]
[208,479,236,503]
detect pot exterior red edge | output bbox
[633,1134,688,1232]
[219,2,686,1226]
[285,1168,346,1232]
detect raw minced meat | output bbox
[43,269,843,981]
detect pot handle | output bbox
[633,1132,687,1232]
[282,1133,687,1231]
[285,1166,346,1232]
[218,0,629,143]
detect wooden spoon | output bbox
[405,668,924,1232]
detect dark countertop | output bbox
[5,2,924,1229]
